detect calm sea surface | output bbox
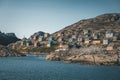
[0,54,120,80]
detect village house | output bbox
[26,40,31,46]
[103,39,109,45]
[106,43,114,51]
[69,38,73,42]
[93,32,99,39]
[55,43,68,52]
[57,32,62,37]
[77,37,83,42]
[38,36,44,42]
[34,41,40,47]
[83,29,90,35]
[47,41,53,47]
[48,36,54,41]
[112,36,118,41]
[33,35,37,40]
[57,37,63,42]
[72,35,77,39]
[44,33,49,38]
[105,30,114,38]
[21,37,31,46]
[83,33,90,38]
[92,39,101,45]
[84,38,90,44]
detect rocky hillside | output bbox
[0,45,25,57]
[52,13,120,36]
[45,46,120,65]
[0,31,20,45]
[46,13,120,65]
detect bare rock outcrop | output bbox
[0,45,25,57]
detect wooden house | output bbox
[69,38,73,42]
[113,36,117,41]
[83,29,90,35]
[33,35,37,40]
[93,32,99,39]
[34,41,40,47]
[106,43,114,51]
[48,36,54,41]
[106,30,114,38]
[92,39,101,44]
[57,32,61,37]
[47,41,52,47]
[72,35,77,39]
[26,40,31,46]
[21,37,31,46]
[44,33,49,38]
[84,38,90,44]
[83,33,90,38]
[55,43,68,52]
[38,36,44,42]
[57,37,63,42]
[103,39,109,45]
[77,37,83,42]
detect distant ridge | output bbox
[0,31,20,45]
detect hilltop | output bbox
[52,13,120,36]
[0,31,20,45]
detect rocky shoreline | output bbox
[0,45,25,57]
[45,47,120,66]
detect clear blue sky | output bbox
[0,0,120,38]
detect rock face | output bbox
[0,31,20,45]
[45,46,120,65]
[0,45,25,57]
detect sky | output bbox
[0,0,120,38]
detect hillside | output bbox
[52,13,120,36]
[0,45,25,57]
[0,31,20,45]
[45,13,120,65]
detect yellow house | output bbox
[92,39,101,44]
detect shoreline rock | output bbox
[0,45,25,57]
[45,51,120,66]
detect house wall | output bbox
[92,40,101,44]
[107,46,113,50]
[103,40,108,45]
